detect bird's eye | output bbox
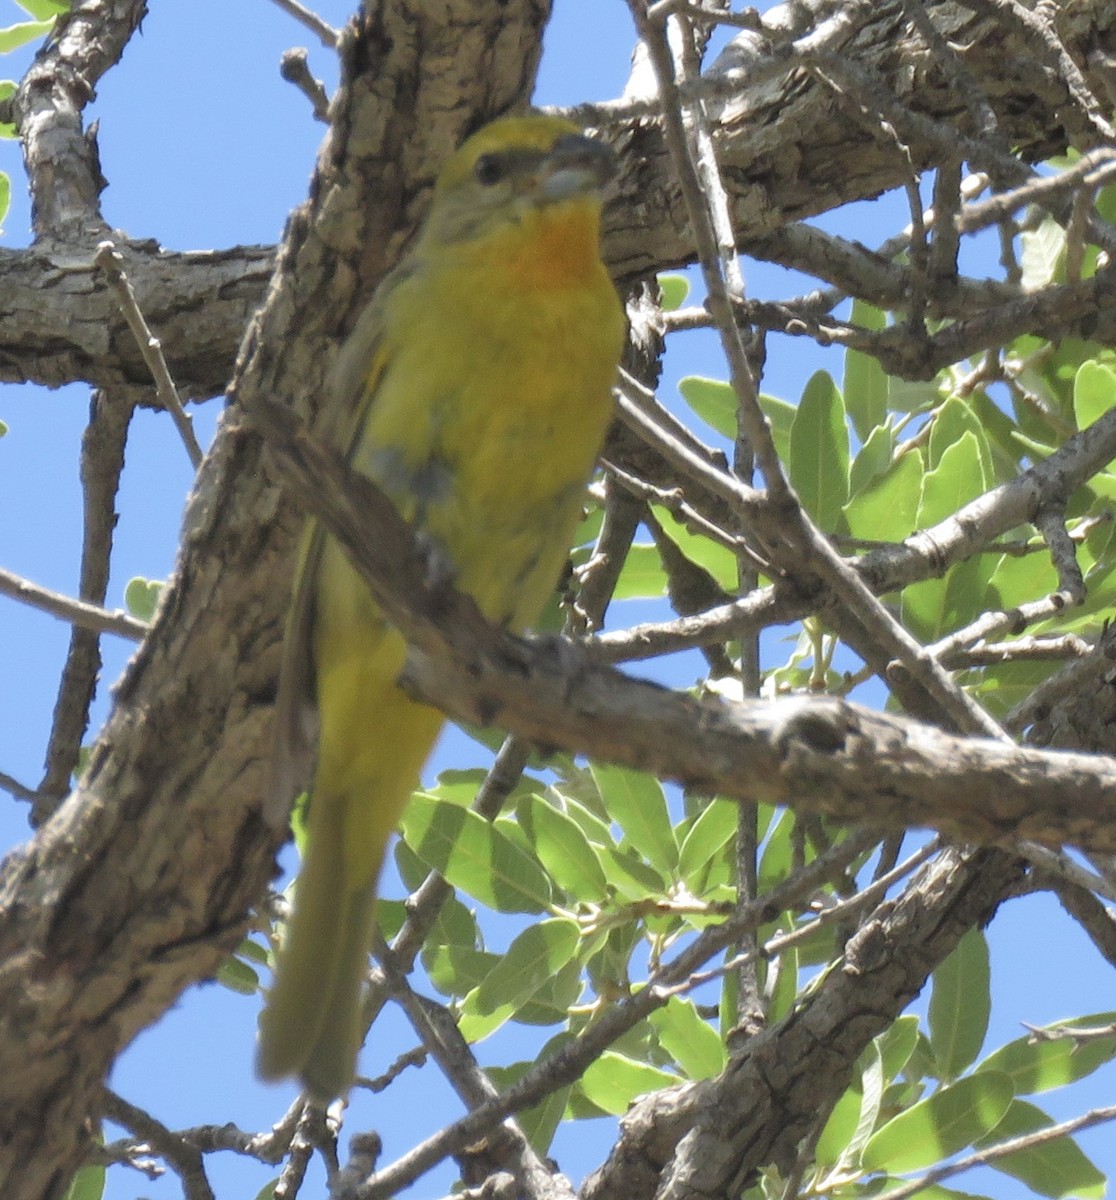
[474,154,505,186]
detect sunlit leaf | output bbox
[459,918,580,1041]
[844,448,922,543]
[579,1051,679,1115]
[649,996,725,1080]
[1073,360,1116,434]
[929,928,990,1080]
[400,793,551,912]
[0,19,53,53]
[844,300,889,440]
[124,576,162,621]
[678,799,737,892]
[789,370,850,531]
[590,762,677,875]
[862,1072,1013,1174]
[977,1013,1116,1092]
[658,273,690,311]
[517,793,609,901]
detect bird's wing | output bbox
[270,278,399,812]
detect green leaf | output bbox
[917,431,986,527]
[513,955,583,1025]
[929,927,990,1080]
[17,0,68,17]
[0,18,53,52]
[649,996,726,1080]
[929,397,993,486]
[1073,360,1116,433]
[124,576,162,621]
[873,1185,993,1200]
[816,1043,884,1168]
[216,954,260,996]
[977,1013,1116,1092]
[844,300,889,440]
[760,393,797,465]
[789,370,850,530]
[678,380,796,462]
[516,793,609,901]
[976,1099,1105,1199]
[590,762,677,875]
[649,504,738,590]
[0,172,9,226]
[585,923,639,998]
[889,374,940,414]
[985,549,1057,613]
[579,1051,679,1115]
[849,1042,887,1157]
[423,943,500,998]
[843,448,923,543]
[609,542,667,601]
[1037,338,1116,419]
[428,768,492,807]
[236,936,270,966]
[459,918,580,1042]
[678,799,737,892]
[488,1048,571,1153]
[815,1077,864,1168]
[551,789,614,847]
[757,808,794,893]
[861,1071,1014,1174]
[970,388,1026,478]
[766,936,799,1022]
[599,845,668,900]
[0,80,15,138]
[903,433,986,639]
[658,273,690,311]
[879,1014,921,1080]
[400,793,551,913]
[679,375,735,439]
[849,421,895,496]
[62,1164,106,1200]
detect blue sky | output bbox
[1,2,1114,1197]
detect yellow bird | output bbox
[257,114,626,1100]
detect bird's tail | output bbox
[258,679,443,1100]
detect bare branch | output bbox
[267,0,341,48]
[94,243,204,469]
[280,48,331,122]
[0,563,147,641]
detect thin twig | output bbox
[1006,629,1116,734]
[102,1091,215,1200]
[266,0,340,48]
[94,241,204,469]
[280,48,330,121]
[0,563,147,641]
[694,838,942,992]
[1033,504,1086,602]
[0,769,36,803]
[36,387,134,822]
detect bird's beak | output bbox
[539,134,617,202]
